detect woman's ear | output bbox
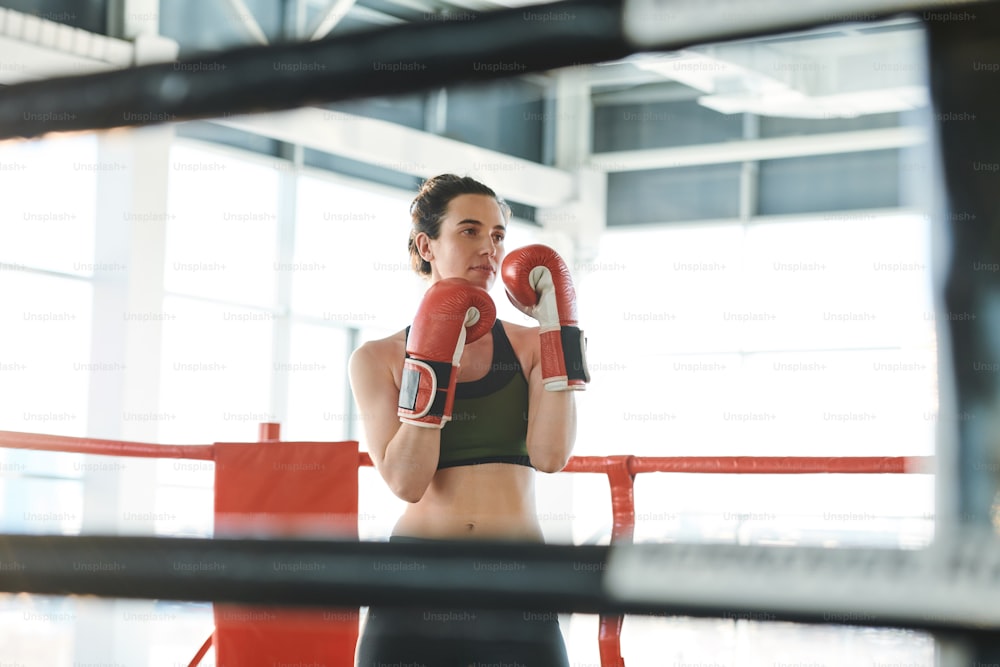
[414,232,433,262]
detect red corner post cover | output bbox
[213,441,360,667]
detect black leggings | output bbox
[355,606,571,667]
[355,539,570,667]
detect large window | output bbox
[286,172,422,447]
[0,134,98,667]
[0,135,97,277]
[563,213,935,548]
[164,143,281,307]
[0,135,98,535]
[291,172,425,331]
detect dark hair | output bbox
[408,174,511,278]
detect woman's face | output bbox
[419,194,507,291]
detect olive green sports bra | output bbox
[404,320,531,469]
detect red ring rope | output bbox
[0,425,933,667]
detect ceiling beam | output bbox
[222,0,270,45]
[589,125,926,172]
[0,8,133,84]
[308,0,359,40]
[213,107,575,207]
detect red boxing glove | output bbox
[501,244,589,391]
[398,278,496,428]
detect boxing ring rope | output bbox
[0,425,933,667]
[0,429,216,460]
[0,0,978,141]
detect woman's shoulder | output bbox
[498,319,540,363]
[349,329,406,368]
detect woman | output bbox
[349,174,588,666]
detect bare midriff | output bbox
[392,462,543,542]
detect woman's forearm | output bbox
[527,390,577,473]
[378,424,442,502]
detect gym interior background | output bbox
[0,0,948,664]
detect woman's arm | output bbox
[525,335,577,472]
[348,342,441,503]
[350,280,496,501]
[501,244,585,471]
